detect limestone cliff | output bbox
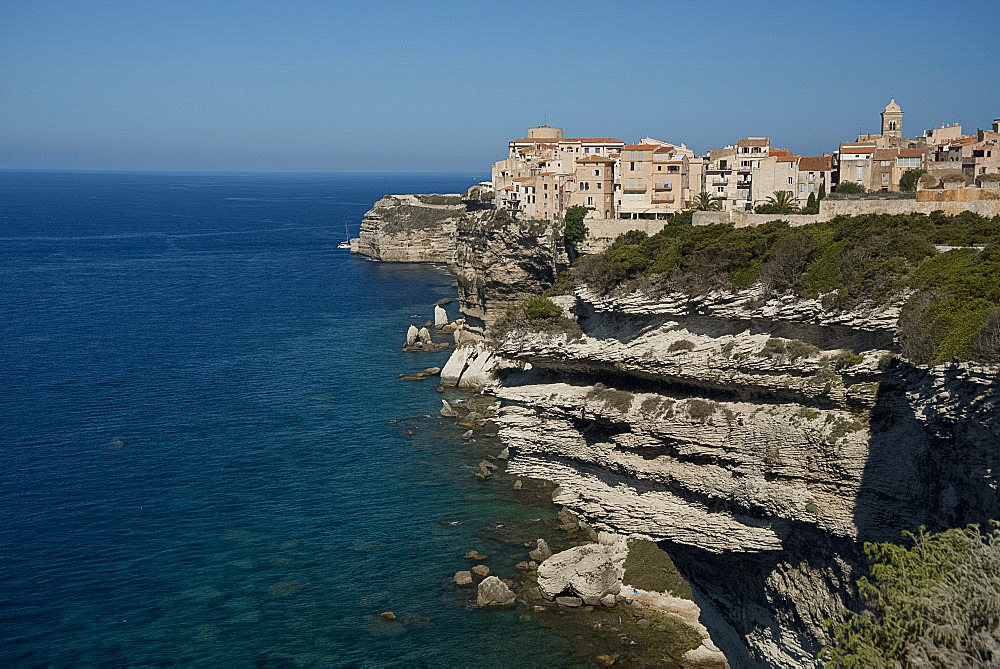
[445,278,999,666]
[354,193,468,264]
[453,209,568,335]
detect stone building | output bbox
[881,98,903,137]
[569,156,616,220]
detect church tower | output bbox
[881,99,903,137]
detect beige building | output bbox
[569,156,616,220]
[796,155,833,200]
[617,141,698,218]
[837,143,926,192]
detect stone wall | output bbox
[577,218,670,253]
[693,197,1000,228]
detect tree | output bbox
[765,190,799,213]
[563,205,588,246]
[899,168,927,193]
[694,191,722,211]
[835,181,865,194]
[804,192,818,214]
[821,524,1000,667]
[818,183,827,200]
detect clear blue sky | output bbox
[2,0,997,172]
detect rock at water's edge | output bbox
[476,576,515,606]
[454,571,473,585]
[440,400,459,418]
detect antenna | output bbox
[544,110,547,126]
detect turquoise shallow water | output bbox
[0,171,580,667]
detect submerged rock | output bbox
[380,611,397,621]
[555,595,583,607]
[476,576,515,606]
[464,550,488,561]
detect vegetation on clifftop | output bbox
[571,211,1000,364]
[821,524,1000,668]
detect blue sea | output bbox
[0,172,580,667]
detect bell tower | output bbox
[881,99,903,137]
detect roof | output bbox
[841,146,876,154]
[576,156,616,164]
[883,98,901,113]
[898,148,925,157]
[738,137,769,147]
[623,144,661,151]
[510,137,623,145]
[653,146,675,154]
[798,156,832,171]
[512,177,530,182]
[874,149,898,160]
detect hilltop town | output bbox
[490,100,1000,225]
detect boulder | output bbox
[528,538,553,562]
[464,550,488,561]
[477,576,516,606]
[420,367,441,376]
[681,642,729,667]
[418,327,432,344]
[440,400,459,418]
[471,564,490,578]
[440,346,471,387]
[498,447,509,460]
[459,411,482,428]
[600,593,617,607]
[513,479,523,490]
[461,429,473,440]
[537,536,628,603]
[405,325,419,347]
[380,611,397,621]
[515,561,531,571]
[555,596,583,608]
[475,461,493,479]
[454,571,473,586]
[434,305,448,330]
[435,297,453,306]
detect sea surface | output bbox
[0,171,580,666]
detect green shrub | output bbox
[563,205,588,245]
[686,398,717,421]
[668,339,696,353]
[821,524,1000,667]
[522,296,562,320]
[586,383,634,414]
[834,181,865,194]
[542,271,575,298]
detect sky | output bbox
[2,0,998,173]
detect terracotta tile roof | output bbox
[512,177,530,182]
[623,144,661,151]
[841,146,876,154]
[768,148,799,159]
[874,149,898,160]
[510,137,624,145]
[899,148,926,157]
[559,137,625,144]
[576,156,616,164]
[798,156,832,171]
[738,137,769,147]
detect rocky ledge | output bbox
[442,283,999,667]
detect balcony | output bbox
[712,179,729,186]
[623,186,647,193]
[654,185,673,191]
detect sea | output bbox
[0,171,582,667]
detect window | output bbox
[628,178,635,188]
[587,197,593,205]
[594,148,601,154]
[594,169,600,176]
[597,183,601,189]
[657,165,662,171]
[882,173,889,183]
[809,172,815,182]
[856,167,863,179]
[897,156,921,168]
[630,162,635,170]
[637,178,642,187]
[717,186,725,194]
[809,184,815,193]
[584,148,590,154]
[799,184,804,192]
[787,177,794,185]
[881,160,891,166]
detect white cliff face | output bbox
[354,194,469,264]
[473,285,999,667]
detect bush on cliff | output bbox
[488,296,582,344]
[820,524,1000,668]
[563,205,589,246]
[569,211,1000,363]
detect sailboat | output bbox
[338,222,351,250]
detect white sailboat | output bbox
[338,222,351,250]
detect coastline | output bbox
[390,293,727,667]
